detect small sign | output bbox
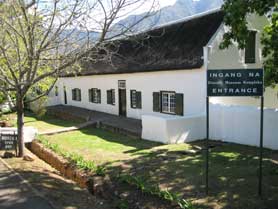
[0,133,18,151]
[207,69,263,97]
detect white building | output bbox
[47,9,278,149]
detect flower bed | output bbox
[28,139,196,209]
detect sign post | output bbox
[206,96,209,195]
[259,96,264,196]
[206,68,264,196]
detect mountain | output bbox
[63,0,223,42]
[111,0,223,35]
[61,29,100,42]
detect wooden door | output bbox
[64,86,67,104]
[119,89,126,116]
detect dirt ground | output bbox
[1,149,114,209]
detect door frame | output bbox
[118,80,126,117]
[63,86,67,105]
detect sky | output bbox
[134,0,176,15]
[37,0,179,30]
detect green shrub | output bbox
[116,200,129,209]
[118,174,196,209]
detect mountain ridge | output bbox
[112,0,223,34]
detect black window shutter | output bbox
[153,92,160,112]
[175,93,184,116]
[136,91,142,109]
[98,89,101,103]
[245,31,256,63]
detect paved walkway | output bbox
[0,159,54,209]
[47,105,142,137]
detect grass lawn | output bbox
[1,111,81,132]
[5,113,278,208]
[42,127,278,209]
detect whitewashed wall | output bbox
[47,89,61,106]
[142,104,278,150]
[207,14,267,70]
[206,14,278,108]
[47,69,207,120]
[209,104,278,150]
[210,86,278,108]
[142,114,205,144]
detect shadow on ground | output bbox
[80,128,161,151]
[100,140,278,209]
[0,163,112,209]
[24,111,81,128]
[39,119,278,209]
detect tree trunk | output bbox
[17,94,25,157]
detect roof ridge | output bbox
[138,7,222,34]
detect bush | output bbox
[30,97,47,118]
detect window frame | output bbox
[54,86,59,97]
[160,91,176,115]
[130,90,137,109]
[72,88,81,101]
[89,88,101,104]
[107,89,115,105]
[118,80,126,89]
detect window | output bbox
[72,88,81,101]
[55,86,58,96]
[118,80,126,89]
[153,91,183,116]
[245,31,257,64]
[89,88,101,103]
[130,90,142,109]
[107,89,115,105]
[161,92,176,114]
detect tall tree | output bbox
[221,0,278,87]
[0,0,158,157]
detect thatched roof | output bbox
[62,10,224,77]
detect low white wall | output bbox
[142,114,205,144]
[210,104,278,150]
[142,104,278,150]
